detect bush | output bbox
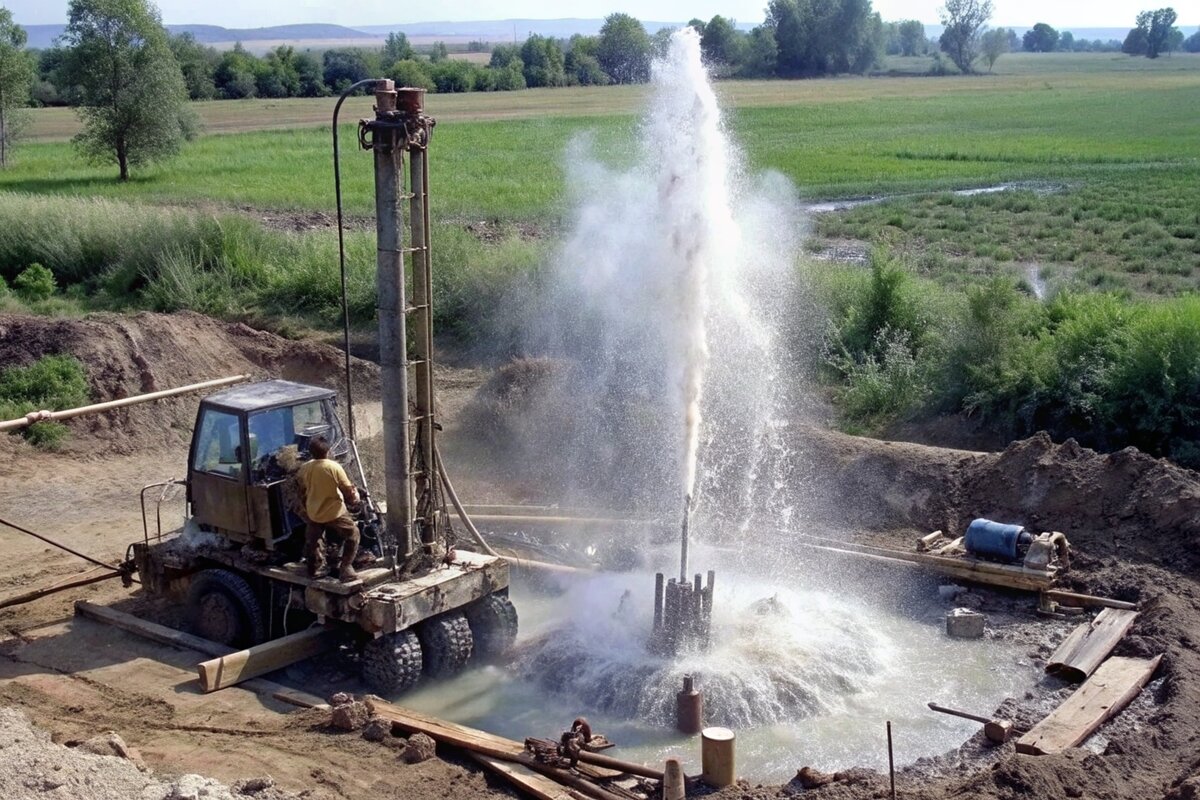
[13,263,57,302]
[833,326,931,429]
[0,355,90,449]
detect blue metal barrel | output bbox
[964,518,1026,561]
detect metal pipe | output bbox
[0,515,124,573]
[331,78,377,442]
[371,79,415,564]
[0,375,248,433]
[887,721,896,800]
[679,493,691,584]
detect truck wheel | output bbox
[465,593,519,662]
[418,612,473,678]
[185,569,265,648]
[362,630,423,695]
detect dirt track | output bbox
[2,311,1200,800]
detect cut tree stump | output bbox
[1016,655,1163,756]
[1046,608,1138,682]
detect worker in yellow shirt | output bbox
[297,435,361,581]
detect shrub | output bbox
[833,326,931,429]
[0,355,90,449]
[13,263,57,302]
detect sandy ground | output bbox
[2,311,1199,799]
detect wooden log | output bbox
[701,726,735,788]
[73,601,327,708]
[1017,655,1162,755]
[934,536,965,556]
[1046,608,1138,682]
[798,542,1054,592]
[470,752,586,800]
[1044,590,1138,611]
[197,626,339,693]
[0,567,121,610]
[916,530,945,552]
[0,375,249,432]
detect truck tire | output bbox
[418,612,473,678]
[465,593,518,662]
[185,569,266,648]
[362,630,423,695]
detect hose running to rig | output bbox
[434,444,500,557]
[0,515,126,574]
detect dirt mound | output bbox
[805,429,1200,572]
[0,311,379,456]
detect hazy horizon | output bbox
[7,0,1196,30]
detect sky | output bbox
[7,0,1194,29]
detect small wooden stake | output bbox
[887,721,896,800]
[701,727,735,788]
[662,757,685,800]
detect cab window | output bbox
[192,410,243,477]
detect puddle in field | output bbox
[801,181,1062,215]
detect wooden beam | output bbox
[197,626,339,693]
[1016,655,1163,755]
[1044,590,1138,611]
[76,600,235,658]
[798,541,1055,591]
[1046,608,1138,682]
[73,601,327,708]
[470,752,586,800]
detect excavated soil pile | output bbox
[0,311,379,456]
[0,707,299,800]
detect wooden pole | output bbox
[700,727,735,788]
[1044,590,1138,611]
[886,721,896,800]
[0,567,121,610]
[196,626,339,692]
[0,375,249,433]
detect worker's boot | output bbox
[336,520,361,582]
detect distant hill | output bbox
[356,18,719,40]
[23,22,377,50]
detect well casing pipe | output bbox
[371,79,415,563]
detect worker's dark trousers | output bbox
[304,514,360,578]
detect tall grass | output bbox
[816,258,1200,466]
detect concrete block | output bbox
[946,608,985,639]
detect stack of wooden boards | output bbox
[1017,606,1162,755]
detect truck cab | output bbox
[187,379,354,551]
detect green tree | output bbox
[0,8,34,168]
[980,27,1010,70]
[168,32,217,100]
[1185,30,1200,52]
[565,35,608,85]
[429,41,449,63]
[61,0,196,181]
[322,48,370,91]
[390,58,434,91]
[596,13,651,84]
[382,31,413,63]
[520,35,566,87]
[214,43,257,98]
[897,19,927,55]
[1022,22,1059,52]
[740,25,778,76]
[700,15,745,73]
[1128,8,1179,58]
[489,43,522,68]
[257,45,301,98]
[938,0,993,74]
[1059,30,1075,50]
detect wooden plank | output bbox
[1045,590,1139,611]
[470,753,585,800]
[1046,608,1138,682]
[1016,655,1163,756]
[73,601,327,708]
[197,626,339,692]
[799,542,1055,591]
[76,600,235,658]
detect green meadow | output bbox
[1,54,1198,459]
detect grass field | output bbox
[6,56,1197,296]
[2,53,1199,459]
